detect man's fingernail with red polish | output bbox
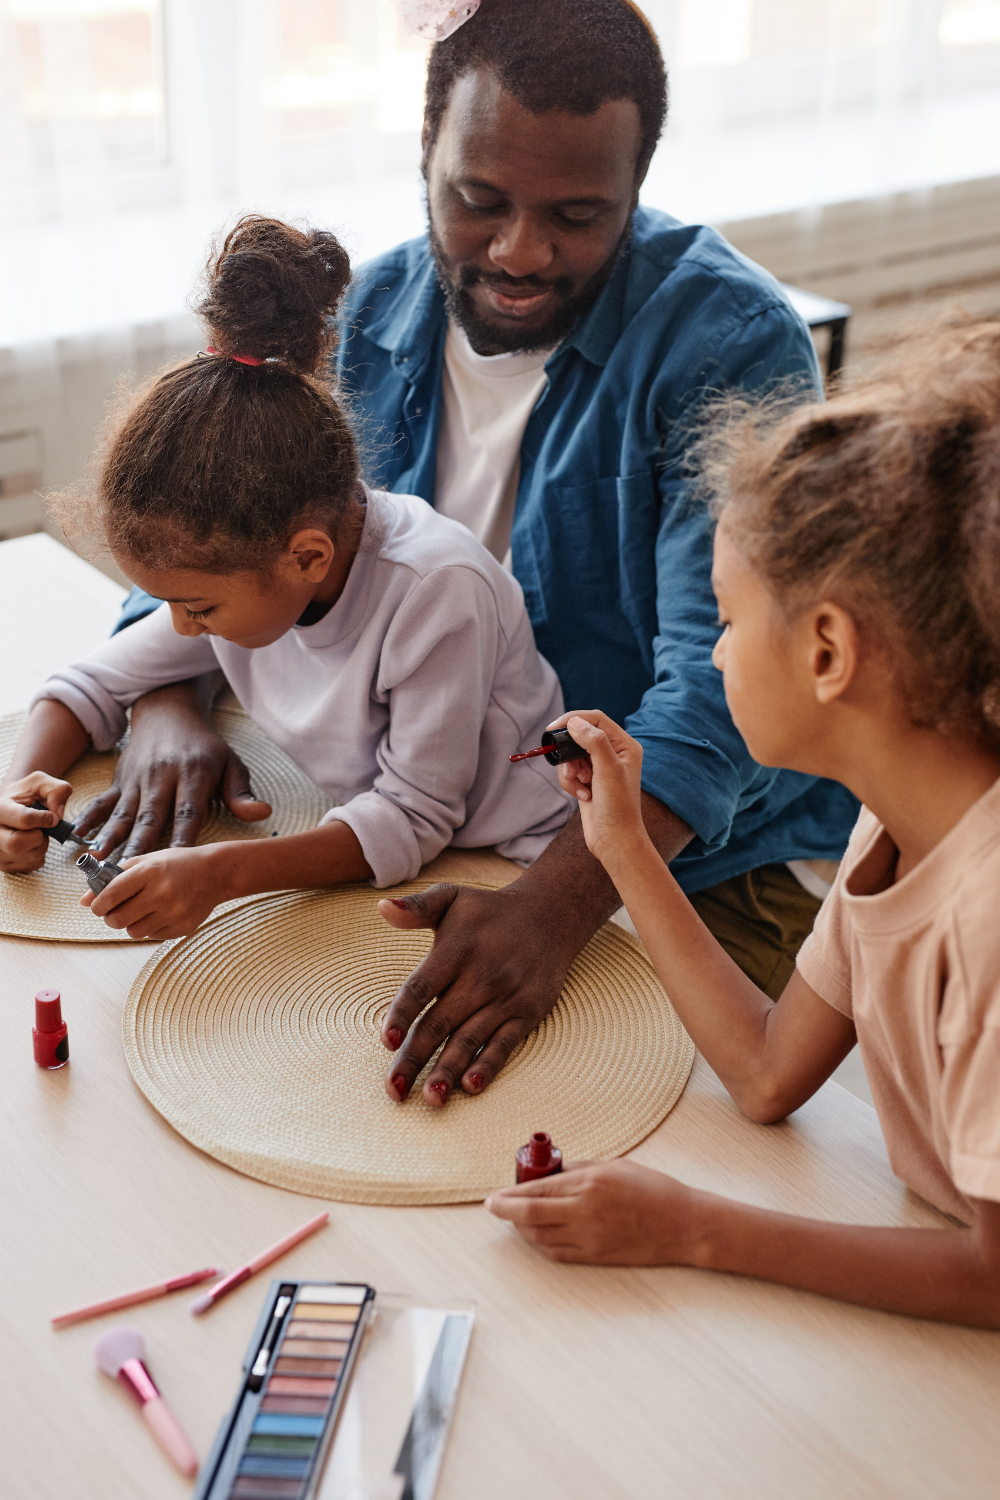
[391,1073,408,1099]
[428,1080,448,1100]
[386,1027,403,1049]
[467,1073,484,1090]
[389,898,408,909]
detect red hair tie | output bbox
[205,344,265,367]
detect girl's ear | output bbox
[286,528,336,583]
[810,602,859,706]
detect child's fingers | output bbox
[1,774,74,828]
[566,714,638,762]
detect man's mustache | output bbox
[457,265,574,297]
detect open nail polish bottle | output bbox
[515,1131,562,1183]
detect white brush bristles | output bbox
[93,1324,145,1377]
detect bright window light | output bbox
[940,0,1000,47]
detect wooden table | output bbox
[3,535,999,1500]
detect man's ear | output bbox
[811,602,859,705]
[285,528,335,584]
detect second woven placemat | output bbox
[0,707,332,941]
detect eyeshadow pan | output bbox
[273,1356,342,1376]
[246,1436,317,1456]
[238,1455,311,1478]
[292,1303,360,1323]
[253,1416,325,1438]
[259,1396,330,1416]
[280,1338,349,1358]
[267,1376,338,1397]
[286,1319,356,1339]
[229,1478,304,1497]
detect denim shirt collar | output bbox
[361,229,633,380]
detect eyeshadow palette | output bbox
[195,1281,375,1500]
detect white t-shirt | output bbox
[35,489,570,889]
[434,321,551,566]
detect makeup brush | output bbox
[92,1325,198,1478]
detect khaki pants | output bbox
[688,863,824,1002]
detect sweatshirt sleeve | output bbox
[321,565,506,887]
[31,606,219,750]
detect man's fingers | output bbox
[458,1018,529,1096]
[118,788,176,859]
[420,1015,529,1106]
[378,885,463,1045]
[221,750,271,823]
[72,786,122,838]
[89,789,141,858]
[167,771,213,848]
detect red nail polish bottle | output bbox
[516,1131,562,1183]
[33,989,69,1070]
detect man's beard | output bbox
[428,216,633,356]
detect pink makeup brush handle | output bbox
[142,1395,199,1478]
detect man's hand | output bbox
[376,791,694,1108]
[74,679,271,859]
[485,1159,697,1265]
[0,772,74,873]
[84,844,227,939]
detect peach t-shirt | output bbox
[796,777,1000,1223]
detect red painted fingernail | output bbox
[468,1073,483,1090]
[428,1080,448,1098]
[391,1073,408,1099]
[386,1027,403,1049]
[389,898,409,909]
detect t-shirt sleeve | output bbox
[795,807,880,1017]
[940,878,1000,1205]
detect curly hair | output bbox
[423,0,667,175]
[54,215,359,575]
[699,320,1000,747]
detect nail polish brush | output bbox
[92,1325,199,1478]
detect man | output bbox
[93,0,859,1107]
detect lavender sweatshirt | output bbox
[35,489,570,886]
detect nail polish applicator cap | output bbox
[34,989,63,1032]
[509,728,588,766]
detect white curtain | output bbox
[0,0,999,347]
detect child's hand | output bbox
[485,1159,701,1265]
[85,845,226,939]
[547,710,645,867]
[0,772,73,873]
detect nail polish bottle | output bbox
[77,851,124,895]
[516,1131,562,1183]
[33,989,69,1070]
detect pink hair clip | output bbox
[393,1,481,41]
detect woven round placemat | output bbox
[123,882,695,1205]
[0,708,332,942]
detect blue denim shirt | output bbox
[333,206,860,891]
[118,205,859,890]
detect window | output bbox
[2,0,165,185]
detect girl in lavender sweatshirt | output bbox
[0,217,569,939]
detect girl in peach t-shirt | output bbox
[487,321,1000,1328]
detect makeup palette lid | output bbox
[122,865,695,1205]
[0,702,333,942]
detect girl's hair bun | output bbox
[196,215,352,374]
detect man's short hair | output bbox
[423,0,668,175]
